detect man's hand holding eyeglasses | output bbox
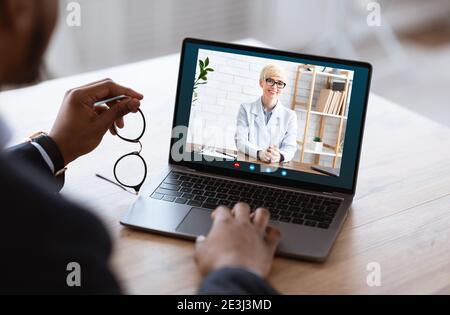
[49,79,144,165]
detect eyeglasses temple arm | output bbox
[95,173,138,195]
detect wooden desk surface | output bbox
[1,51,450,294]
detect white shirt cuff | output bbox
[30,141,55,173]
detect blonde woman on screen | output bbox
[235,64,298,163]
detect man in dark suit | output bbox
[0,0,280,294]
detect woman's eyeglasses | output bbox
[96,108,147,194]
[265,78,286,89]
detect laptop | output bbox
[121,38,372,261]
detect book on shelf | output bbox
[335,91,346,116]
[315,89,333,112]
[314,88,346,116]
[334,91,344,115]
[328,91,339,115]
[323,90,335,113]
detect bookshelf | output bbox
[290,64,351,168]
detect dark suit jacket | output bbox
[0,142,277,294]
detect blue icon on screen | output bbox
[249,164,255,171]
[281,170,287,176]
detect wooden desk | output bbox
[1,51,450,294]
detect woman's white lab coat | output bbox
[234,97,298,162]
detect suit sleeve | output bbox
[198,268,279,295]
[0,154,121,294]
[5,142,64,191]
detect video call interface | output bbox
[178,44,361,185]
[171,42,370,189]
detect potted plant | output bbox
[313,136,323,152]
[192,57,214,105]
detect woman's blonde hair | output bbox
[259,64,287,82]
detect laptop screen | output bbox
[170,38,371,194]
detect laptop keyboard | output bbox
[150,171,342,229]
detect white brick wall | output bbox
[187,49,354,167]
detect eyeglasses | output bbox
[96,108,147,194]
[265,78,286,89]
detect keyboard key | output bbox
[292,218,304,225]
[279,216,291,223]
[304,215,329,223]
[168,173,180,179]
[163,179,182,185]
[192,189,203,195]
[175,197,188,204]
[305,221,316,227]
[155,189,183,197]
[218,199,232,207]
[317,223,330,229]
[162,195,176,202]
[265,201,276,208]
[206,197,218,204]
[204,191,216,197]
[293,212,304,219]
[300,208,314,215]
[194,195,207,202]
[160,183,180,191]
[279,210,292,217]
[270,214,280,221]
[180,187,193,193]
[182,193,195,199]
[202,202,218,209]
[187,200,202,207]
[151,193,163,200]
[288,206,301,212]
[270,209,280,215]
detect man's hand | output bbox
[49,79,144,165]
[195,203,281,278]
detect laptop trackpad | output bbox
[176,207,212,236]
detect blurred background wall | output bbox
[44,0,450,126]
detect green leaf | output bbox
[205,57,209,67]
[203,76,207,81]
[199,60,204,69]
[205,68,214,72]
